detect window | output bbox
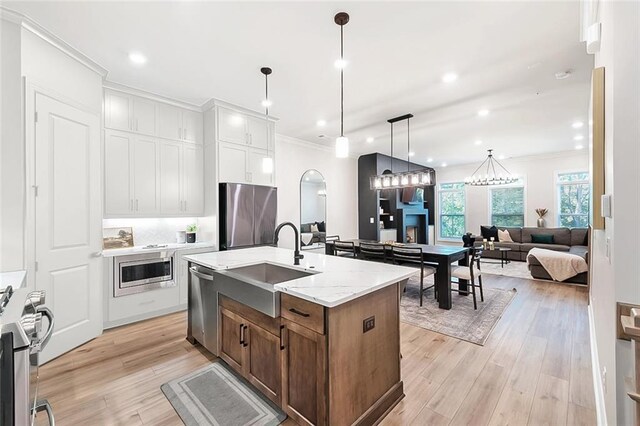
[439,182,465,239]
[557,172,590,227]
[490,183,525,227]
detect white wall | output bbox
[0,19,23,272]
[434,150,589,242]
[275,135,358,249]
[590,2,640,425]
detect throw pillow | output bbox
[310,224,319,233]
[480,225,499,240]
[498,229,513,242]
[317,221,326,232]
[531,234,554,244]
[301,223,311,233]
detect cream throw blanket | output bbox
[527,248,588,281]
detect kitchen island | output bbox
[185,246,416,426]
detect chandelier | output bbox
[465,149,518,186]
[369,114,435,190]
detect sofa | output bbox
[300,222,326,245]
[477,226,589,284]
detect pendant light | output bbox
[369,114,435,190]
[260,67,274,174]
[334,12,349,158]
[464,149,517,185]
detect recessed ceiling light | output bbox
[572,121,584,129]
[128,51,147,65]
[408,151,415,157]
[427,158,434,163]
[575,145,584,150]
[475,140,483,146]
[334,59,347,69]
[316,119,326,127]
[366,137,374,143]
[442,72,458,83]
[441,162,447,167]
[477,109,490,117]
[574,135,584,141]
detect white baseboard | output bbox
[103,304,186,330]
[588,302,608,425]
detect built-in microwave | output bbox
[114,252,175,297]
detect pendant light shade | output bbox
[334,12,349,158]
[260,67,273,174]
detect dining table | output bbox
[325,239,469,310]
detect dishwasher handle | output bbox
[189,266,215,281]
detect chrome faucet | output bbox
[274,222,304,265]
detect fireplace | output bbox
[406,226,417,243]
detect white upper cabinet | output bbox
[248,149,274,186]
[157,103,182,141]
[159,140,183,215]
[218,107,248,145]
[104,130,133,216]
[132,136,158,214]
[182,144,204,214]
[105,91,132,132]
[218,142,249,183]
[246,116,272,150]
[132,96,156,135]
[182,110,203,144]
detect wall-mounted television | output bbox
[401,187,424,205]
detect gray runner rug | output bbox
[400,274,517,345]
[161,360,286,426]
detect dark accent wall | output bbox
[357,153,437,241]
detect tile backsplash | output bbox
[102,217,204,246]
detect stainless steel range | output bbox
[0,285,55,425]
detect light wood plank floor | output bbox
[36,274,596,426]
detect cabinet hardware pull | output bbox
[243,325,248,347]
[135,199,139,211]
[289,308,310,318]
[279,325,285,350]
[130,199,133,211]
[239,323,245,345]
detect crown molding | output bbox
[276,133,357,159]
[1,6,108,78]
[202,97,278,122]
[435,149,588,170]
[103,80,203,112]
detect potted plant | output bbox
[186,224,197,243]
[535,208,548,228]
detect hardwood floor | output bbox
[36,274,596,426]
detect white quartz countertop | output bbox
[0,270,27,291]
[103,241,215,257]
[184,247,417,307]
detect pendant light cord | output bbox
[265,72,269,157]
[340,24,344,137]
[407,118,410,172]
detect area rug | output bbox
[479,259,534,280]
[400,274,517,345]
[161,360,286,426]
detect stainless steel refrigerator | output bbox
[219,183,277,250]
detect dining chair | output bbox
[450,247,484,310]
[333,240,357,258]
[359,242,388,263]
[391,246,437,307]
[324,235,340,255]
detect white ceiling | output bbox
[4,1,593,166]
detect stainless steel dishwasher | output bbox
[187,264,218,355]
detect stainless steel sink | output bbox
[227,262,315,285]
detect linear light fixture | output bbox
[370,114,435,190]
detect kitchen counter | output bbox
[102,241,215,257]
[0,270,26,290]
[184,246,416,307]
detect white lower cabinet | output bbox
[218,141,273,185]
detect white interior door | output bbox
[34,93,102,362]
